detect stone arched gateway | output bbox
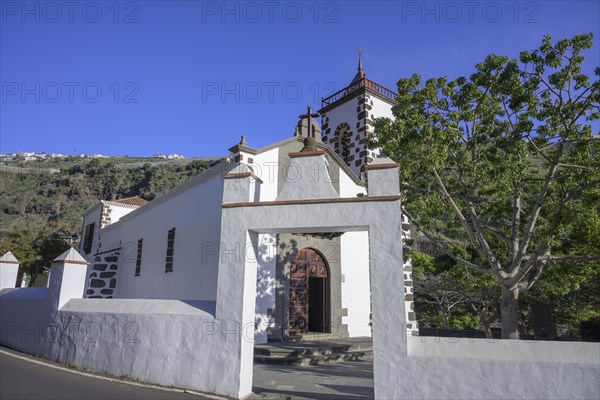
[288,248,330,336]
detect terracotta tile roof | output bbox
[111,196,148,207]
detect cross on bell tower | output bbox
[357,47,363,72]
[318,49,398,177]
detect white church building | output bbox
[1,62,597,400]
[76,59,416,344]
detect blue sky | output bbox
[1,0,599,157]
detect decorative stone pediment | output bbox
[276,151,340,201]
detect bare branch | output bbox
[517,260,547,294]
[431,167,478,246]
[481,224,512,247]
[557,163,594,170]
[510,140,565,272]
[525,254,600,262]
[510,182,521,264]
[403,210,502,277]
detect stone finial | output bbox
[301,137,318,152]
[228,135,257,157]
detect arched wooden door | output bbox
[289,248,330,336]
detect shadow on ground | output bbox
[251,360,374,400]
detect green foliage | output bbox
[119,375,142,383]
[413,251,501,334]
[373,33,600,338]
[411,252,435,275]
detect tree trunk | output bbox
[27,265,41,288]
[501,285,519,339]
[442,312,449,329]
[480,315,493,339]
[483,324,492,339]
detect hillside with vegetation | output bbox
[0,157,222,285]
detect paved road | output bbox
[0,351,205,400]
[0,348,374,400]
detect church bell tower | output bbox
[319,49,397,178]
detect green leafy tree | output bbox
[413,251,501,337]
[373,34,600,339]
[413,269,468,330]
[0,228,70,286]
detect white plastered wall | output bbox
[365,95,395,160]
[2,152,598,400]
[340,231,371,337]
[250,147,279,201]
[0,293,235,397]
[254,233,277,344]
[339,166,367,197]
[107,203,139,223]
[0,252,20,289]
[98,170,226,301]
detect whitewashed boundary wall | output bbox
[379,337,599,399]
[0,248,248,398]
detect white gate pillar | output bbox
[0,251,20,289]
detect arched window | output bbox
[333,123,352,165]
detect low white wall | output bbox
[0,294,244,398]
[1,256,247,399]
[376,337,600,399]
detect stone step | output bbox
[255,343,372,357]
[254,344,373,366]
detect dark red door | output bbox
[289,248,329,336]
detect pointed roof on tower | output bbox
[350,47,366,85]
[319,49,398,113]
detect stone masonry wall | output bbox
[402,212,418,335]
[85,250,119,298]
